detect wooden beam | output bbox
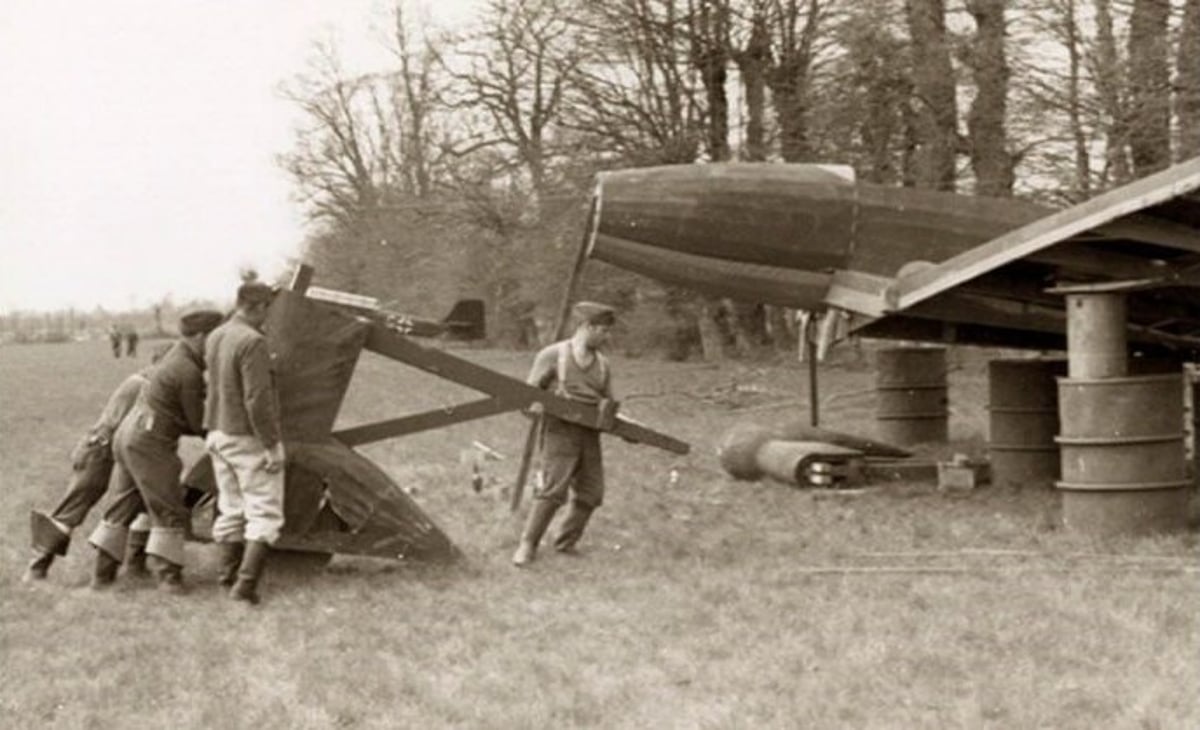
[364,325,689,454]
[1026,244,1175,280]
[1094,214,1200,253]
[333,396,524,446]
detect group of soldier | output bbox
[26,280,285,604]
[24,290,623,600]
[107,324,140,358]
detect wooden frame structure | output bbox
[186,264,688,562]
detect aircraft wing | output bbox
[826,156,1200,353]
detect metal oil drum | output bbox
[1056,372,1190,536]
[875,347,948,446]
[987,358,1066,488]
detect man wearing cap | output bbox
[87,309,225,592]
[204,281,284,605]
[512,301,618,567]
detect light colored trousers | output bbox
[205,431,285,544]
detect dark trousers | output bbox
[48,438,114,528]
[535,417,605,509]
[103,412,187,530]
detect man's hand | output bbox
[524,401,545,418]
[263,442,286,473]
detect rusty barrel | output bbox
[1056,372,1190,536]
[875,347,948,446]
[987,358,1066,488]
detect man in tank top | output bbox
[512,301,617,567]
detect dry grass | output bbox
[1,340,1198,729]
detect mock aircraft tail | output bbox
[442,299,486,340]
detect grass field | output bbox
[1,340,1197,729]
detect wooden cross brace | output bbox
[286,264,689,456]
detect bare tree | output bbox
[1091,0,1132,184]
[964,0,1015,196]
[565,0,705,165]
[442,0,583,210]
[387,2,443,198]
[1127,0,1172,175]
[904,0,958,189]
[765,0,826,162]
[1177,0,1200,159]
[280,39,388,227]
[688,0,733,161]
[732,1,772,162]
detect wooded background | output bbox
[6,0,1198,358]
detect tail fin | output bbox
[442,299,486,341]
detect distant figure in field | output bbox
[108,324,122,358]
[124,326,139,358]
[22,344,176,582]
[512,301,618,567]
[204,281,284,605]
[87,310,224,592]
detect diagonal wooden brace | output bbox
[361,323,689,455]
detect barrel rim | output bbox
[1056,479,1191,492]
[1056,433,1185,445]
[1057,372,1183,386]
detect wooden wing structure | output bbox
[186,265,689,562]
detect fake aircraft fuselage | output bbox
[588,160,1200,353]
[590,163,1049,310]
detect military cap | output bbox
[236,281,276,306]
[572,301,616,326]
[179,309,224,337]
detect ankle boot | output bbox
[512,500,560,567]
[22,551,55,582]
[146,555,186,594]
[124,530,150,578]
[216,542,245,587]
[91,550,121,589]
[230,540,270,605]
[553,502,595,554]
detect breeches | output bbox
[50,438,114,528]
[206,431,285,544]
[535,418,605,508]
[103,414,187,530]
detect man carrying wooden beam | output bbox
[512,302,619,567]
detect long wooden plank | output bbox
[333,396,523,446]
[365,325,690,455]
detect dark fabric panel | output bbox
[265,291,370,442]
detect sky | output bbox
[0,0,477,313]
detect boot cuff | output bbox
[31,511,71,556]
[146,527,187,566]
[88,521,129,561]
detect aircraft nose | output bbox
[587,164,855,309]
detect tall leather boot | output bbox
[511,499,560,567]
[553,501,595,554]
[123,529,150,578]
[92,550,121,589]
[216,542,245,587]
[230,540,270,605]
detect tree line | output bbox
[282,0,1200,359]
